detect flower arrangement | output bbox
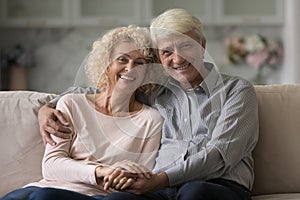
[224,34,283,69]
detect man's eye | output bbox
[162,50,172,56]
[181,43,192,49]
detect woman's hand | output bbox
[95,165,135,190]
[97,161,152,190]
[104,168,137,190]
[38,104,72,146]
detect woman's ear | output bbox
[201,39,206,49]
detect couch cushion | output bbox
[0,91,56,197]
[252,193,300,200]
[252,85,300,195]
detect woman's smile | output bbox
[119,73,136,81]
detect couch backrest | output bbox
[0,91,57,197]
[252,84,300,195]
[1,85,300,197]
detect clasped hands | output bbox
[95,160,152,191]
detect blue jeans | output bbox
[1,186,105,200]
[104,179,251,200]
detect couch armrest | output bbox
[0,91,57,197]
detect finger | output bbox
[43,132,56,146]
[48,118,72,133]
[120,178,136,190]
[104,173,122,190]
[53,110,70,126]
[40,129,56,146]
[114,161,144,174]
[122,163,152,179]
[104,168,123,190]
[115,177,128,190]
[44,125,71,139]
[112,173,127,188]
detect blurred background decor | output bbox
[2,0,300,91]
[225,34,284,84]
[0,45,35,90]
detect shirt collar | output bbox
[200,62,223,97]
[166,62,222,97]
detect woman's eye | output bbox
[117,56,127,63]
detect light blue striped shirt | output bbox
[151,63,259,190]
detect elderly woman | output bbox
[1,25,163,200]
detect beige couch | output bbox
[1,85,300,199]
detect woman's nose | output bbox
[125,61,134,71]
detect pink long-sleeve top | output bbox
[26,94,163,196]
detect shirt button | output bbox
[184,118,188,122]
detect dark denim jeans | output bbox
[104,179,251,200]
[1,186,105,200]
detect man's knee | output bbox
[177,181,215,200]
[104,192,136,200]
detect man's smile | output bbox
[170,63,190,71]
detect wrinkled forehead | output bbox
[153,30,201,50]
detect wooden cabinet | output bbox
[0,0,71,27]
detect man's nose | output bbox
[172,52,185,64]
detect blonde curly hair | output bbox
[85,25,155,94]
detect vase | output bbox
[9,65,28,90]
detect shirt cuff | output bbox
[88,163,109,185]
[165,164,185,187]
[85,165,99,185]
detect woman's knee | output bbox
[1,186,40,200]
[29,187,92,200]
[29,188,59,200]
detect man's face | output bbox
[156,31,206,88]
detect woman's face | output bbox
[108,42,148,93]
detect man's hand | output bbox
[124,172,169,194]
[110,160,152,179]
[38,104,72,146]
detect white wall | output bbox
[282,0,300,83]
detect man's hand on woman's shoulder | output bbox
[38,103,72,146]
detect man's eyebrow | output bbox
[158,45,173,51]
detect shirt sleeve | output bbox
[42,94,100,185]
[49,86,98,106]
[165,83,259,187]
